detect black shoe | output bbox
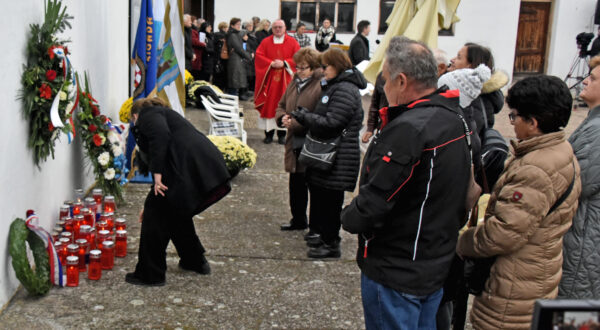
[178,258,211,275]
[239,94,249,101]
[263,136,273,144]
[304,231,320,241]
[307,241,341,259]
[306,236,324,248]
[125,272,165,287]
[280,223,308,231]
[278,136,286,145]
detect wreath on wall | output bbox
[77,74,127,203]
[19,0,76,167]
[9,218,51,295]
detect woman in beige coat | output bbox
[276,48,324,235]
[457,75,581,329]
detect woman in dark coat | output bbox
[226,17,253,96]
[212,22,229,90]
[198,22,215,82]
[292,48,366,258]
[125,97,231,286]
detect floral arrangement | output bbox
[184,70,193,85]
[119,97,133,123]
[207,135,257,175]
[76,74,127,202]
[19,0,75,166]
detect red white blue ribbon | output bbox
[25,211,64,287]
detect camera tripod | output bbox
[564,52,590,97]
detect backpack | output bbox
[220,38,229,60]
[478,98,509,192]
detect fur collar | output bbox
[482,70,509,94]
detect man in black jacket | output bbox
[341,36,471,329]
[348,20,370,66]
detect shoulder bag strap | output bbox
[479,98,489,129]
[547,160,576,216]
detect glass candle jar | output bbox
[75,238,88,272]
[73,215,85,237]
[53,225,63,235]
[66,244,79,258]
[79,225,92,242]
[58,238,70,265]
[74,188,84,203]
[63,216,74,233]
[52,230,61,243]
[72,201,83,216]
[100,240,114,270]
[115,230,127,258]
[96,220,108,233]
[84,197,98,220]
[115,218,126,231]
[64,200,74,217]
[54,240,64,264]
[66,256,79,287]
[92,188,103,205]
[105,212,115,234]
[59,205,70,220]
[103,195,115,214]
[88,249,102,280]
[88,227,97,251]
[60,231,73,244]
[96,229,111,247]
[56,219,65,230]
[83,208,95,227]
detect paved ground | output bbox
[0,94,589,329]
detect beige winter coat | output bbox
[275,68,324,173]
[457,131,581,329]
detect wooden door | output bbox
[514,1,551,74]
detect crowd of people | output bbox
[139,13,600,330]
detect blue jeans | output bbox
[361,273,443,330]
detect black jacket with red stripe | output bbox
[341,88,471,296]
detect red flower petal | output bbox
[46,70,57,82]
[89,124,97,132]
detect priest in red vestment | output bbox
[254,19,300,144]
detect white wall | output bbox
[438,0,521,79]
[0,1,128,309]
[214,0,277,27]
[547,0,597,80]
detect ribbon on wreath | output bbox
[24,210,64,287]
[49,46,78,143]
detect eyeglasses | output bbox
[296,66,310,71]
[508,112,520,122]
[272,25,284,29]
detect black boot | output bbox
[178,255,211,275]
[280,219,308,231]
[307,239,341,259]
[277,130,286,145]
[263,130,274,144]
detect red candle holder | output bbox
[75,238,88,272]
[73,215,85,238]
[115,230,127,258]
[104,212,115,234]
[72,201,83,216]
[54,241,64,264]
[66,244,79,258]
[100,240,114,270]
[96,220,108,234]
[96,229,111,247]
[66,256,79,287]
[59,231,73,244]
[83,208,95,227]
[63,216,73,233]
[58,238,70,265]
[88,250,102,280]
[52,231,61,243]
[79,225,92,243]
[103,195,115,214]
[59,205,70,220]
[115,218,126,231]
[92,188,103,205]
[84,197,98,216]
[64,200,74,217]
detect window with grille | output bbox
[280,0,357,33]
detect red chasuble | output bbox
[254,35,300,119]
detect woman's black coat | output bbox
[293,68,366,192]
[226,29,252,89]
[133,106,231,216]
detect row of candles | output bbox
[54,188,128,287]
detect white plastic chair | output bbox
[201,95,247,144]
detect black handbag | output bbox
[464,161,577,296]
[298,131,344,171]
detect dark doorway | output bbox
[189,0,214,25]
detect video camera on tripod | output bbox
[576,32,595,57]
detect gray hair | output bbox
[433,48,448,66]
[243,21,253,29]
[385,36,438,89]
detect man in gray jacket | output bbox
[559,56,600,298]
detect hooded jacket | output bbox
[457,131,581,329]
[471,70,508,136]
[341,88,471,296]
[559,105,600,299]
[292,68,366,191]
